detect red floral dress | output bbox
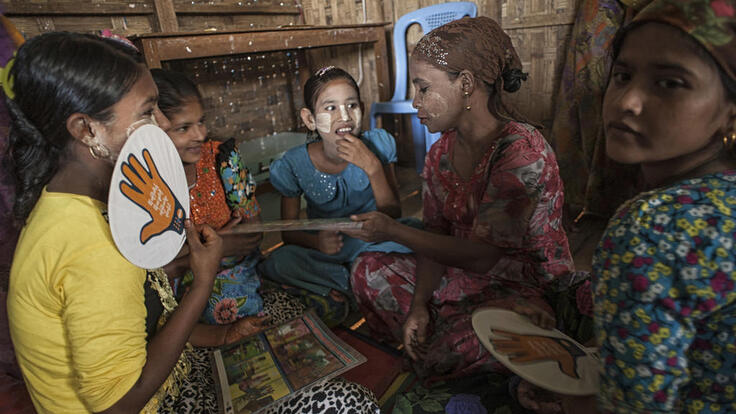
[350,122,573,380]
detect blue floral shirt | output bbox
[593,170,736,413]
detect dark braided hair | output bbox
[6,32,144,222]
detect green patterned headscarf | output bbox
[634,0,736,79]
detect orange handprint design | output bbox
[119,149,186,244]
[490,330,586,379]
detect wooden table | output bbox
[130,23,392,101]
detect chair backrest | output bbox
[390,2,477,102]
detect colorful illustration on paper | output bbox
[221,336,291,414]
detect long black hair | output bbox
[150,68,202,120]
[6,32,144,221]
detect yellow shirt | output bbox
[8,189,148,413]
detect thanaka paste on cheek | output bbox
[315,113,332,134]
[351,107,362,132]
[424,91,448,118]
[315,106,362,135]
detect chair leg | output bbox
[410,114,425,174]
[369,108,378,130]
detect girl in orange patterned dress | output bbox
[153,69,303,327]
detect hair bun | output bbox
[502,68,528,93]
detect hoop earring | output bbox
[464,91,471,111]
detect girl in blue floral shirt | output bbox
[589,0,736,413]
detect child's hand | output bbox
[219,210,244,233]
[185,220,223,289]
[336,134,381,175]
[224,314,271,345]
[318,230,343,255]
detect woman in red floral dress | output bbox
[345,16,573,381]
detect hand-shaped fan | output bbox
[108,124,189,269]
[472,308,599,396]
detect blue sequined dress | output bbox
[258,128,413,296]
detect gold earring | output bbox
[89,143,110,160]
[464,91,471,111]
[724,132,736,152]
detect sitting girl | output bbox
[5,36,378,413]
[590,0,736,412]
[258,66,412,310]
[523,1,736,412]
[152,69,305,327]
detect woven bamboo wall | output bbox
[1,0,580,160]
[502,0,577,126]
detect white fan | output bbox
[108,124,189,269]
[472,308,599,396]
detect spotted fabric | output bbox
[593,170,736,413]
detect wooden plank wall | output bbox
[0,0,581,161]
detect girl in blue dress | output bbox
[259,66,411,301]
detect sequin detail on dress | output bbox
[189,141,231,229]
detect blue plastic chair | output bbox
[370,2,477,173]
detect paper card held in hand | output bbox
[211,310,366,414]
[220,218,363,235]
[108,124,189,269]
[472,308,599,396]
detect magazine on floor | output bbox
[210,310,367,414]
